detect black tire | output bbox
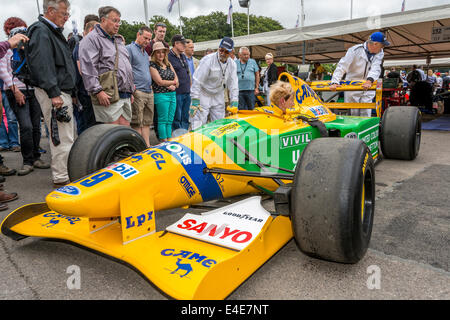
[380,106,421,160]
[290,138,375,264]
[68,124,147,181]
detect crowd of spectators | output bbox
[384,65,450,114]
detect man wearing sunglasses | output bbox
[190,37,239,130]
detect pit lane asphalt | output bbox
[0,122,449,300]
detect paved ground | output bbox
[0,120,449,300]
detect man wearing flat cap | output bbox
[330,31,389,117]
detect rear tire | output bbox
[380,106,421,160]
[290,138,375,264]
[68,124,147,181]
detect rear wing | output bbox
[308,80,383,117]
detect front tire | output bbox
[68,124,147,181]
[290,138,375,264]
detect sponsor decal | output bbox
[79,171,113,188]
[161,249,217,269]
[164,143,192,165]
[295,84,322,104]
[41,212,81,228]
[280,133,311,149]
[210,122,241,137]
[140,149,167,169]
[55,185,80,196]
[179,175,196,198]
[214,173,225,192]
[124,211,153,229]
[362,153,369,173]
[358,124,380,155]
[313,80,366,89]
[166,197,270,251]
[292,149,301,165]
[105,163,139,179]
[308,105,329,117]
[153,142,223,201]
[345,132,358,139]
[221,211,264,223]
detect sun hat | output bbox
[152,41,169,54]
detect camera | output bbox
[55,106,71,122]
[9,27,27,49]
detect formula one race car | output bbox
[1,73,421,300]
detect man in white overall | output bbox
[330,31,389,117]
[189,37,239,130]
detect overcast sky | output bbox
[0,0,448,40]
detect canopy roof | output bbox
[194,4,450,65]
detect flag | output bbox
[401,0,406,12]
[295,15,300,28]
[227,1,233,25]
[168,0,178,13]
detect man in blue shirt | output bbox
[126,26,153,147]
[184,39,199,83]
[235,47,260,110]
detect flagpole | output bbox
[231,0,234,38]
[178,0,183,34]
[143,0,149,26]
[300,0,304,27]
[301,0,306,65]
[247,1,250,36]
[36,0,41,15]
[350,0,353,19]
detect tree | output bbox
[118,16,178,44]
[181,11,283,42]
[118,12,283,44]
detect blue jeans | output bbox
[0,91,20,149]
[173,93,191,131]
[238,90,256,110]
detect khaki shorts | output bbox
[93,98,132,123]
[131,90,154,127]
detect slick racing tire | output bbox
[380,106,421,160]
[68,124,147,181]
[290,138,375,264]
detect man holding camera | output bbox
[27,0,77,188]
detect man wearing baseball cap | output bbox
[330,31,389,117]
[189,37,239,129]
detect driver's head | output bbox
[269,81,295,112]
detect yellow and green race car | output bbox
[1,73,421,300]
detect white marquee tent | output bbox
[194,4,450,65]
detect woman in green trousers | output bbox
[149,42,179,141]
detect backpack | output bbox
[10,45,34,87]
[9,27,34,87]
